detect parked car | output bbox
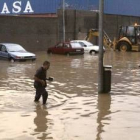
[0,43,36,62]
[47,42,84,55]
[70,40,105,54]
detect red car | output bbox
[47,42,84,55]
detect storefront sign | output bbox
[0,1,34,14]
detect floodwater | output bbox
[0,51,140,140]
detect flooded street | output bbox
[1,51,140,140]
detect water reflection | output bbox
[34,105,49,139]
[1,51,140,140]
[0,61,36,91]
[96,94,111,140]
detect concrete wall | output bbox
[58,10,140,45]
[58,10,98,42]
[0,16,58,51]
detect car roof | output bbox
[71,40,94,44]
[71,40,91,43]
[0,43,19,45]
[0,43,21,47]
[57,41,84,44]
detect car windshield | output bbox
[82,41,94,46]
[70,42,82,48]
[6,44,26,52]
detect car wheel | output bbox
[90,50,96,55]
[65,52,70,56]
[32,59,36,62]
[118,42,131,52]
[47,50,52,54]
[10,58,15,62]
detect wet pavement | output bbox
[0,50,140,140]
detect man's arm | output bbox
[46,77,54,81]
[34,76,45,86]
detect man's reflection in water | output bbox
[96,94,111,140]
[34,105,48,139]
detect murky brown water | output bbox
[0,51,140,140]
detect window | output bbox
[0,45,2,51]
[119,26,127,37]
[64,43,70,48]
[127,27,135,36]
[136,27,140,36]
[56,43,63,47]
[79,42,85,47]
[1,45,7,52]
[79,41,93,47]
[70,42,82,48]
[6,44,25,52]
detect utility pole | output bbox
[62,0,65,42]
[98,0,104,93]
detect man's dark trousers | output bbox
[34,87,48,104]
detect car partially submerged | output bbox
[47,42,84,55]
[70,40,105,54]
[0,43,36,62]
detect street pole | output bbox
[62,0,65,42]
[98,0,104,93]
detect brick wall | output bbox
[0,16,58,51]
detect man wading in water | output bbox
[34,61,53,105]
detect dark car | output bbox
[47,42,84,55]
[0,43,36,62]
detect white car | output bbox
[70,40,105,54]
[0,43,36,62]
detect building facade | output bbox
[0,1,140,51]
[0,0,140,17]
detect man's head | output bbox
[43,61,50,70]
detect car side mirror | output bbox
[84,45,87,47]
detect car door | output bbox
[63,43,71,54]
[0,45,9,59]
[54,43,64,54]
[79,42,89,52]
